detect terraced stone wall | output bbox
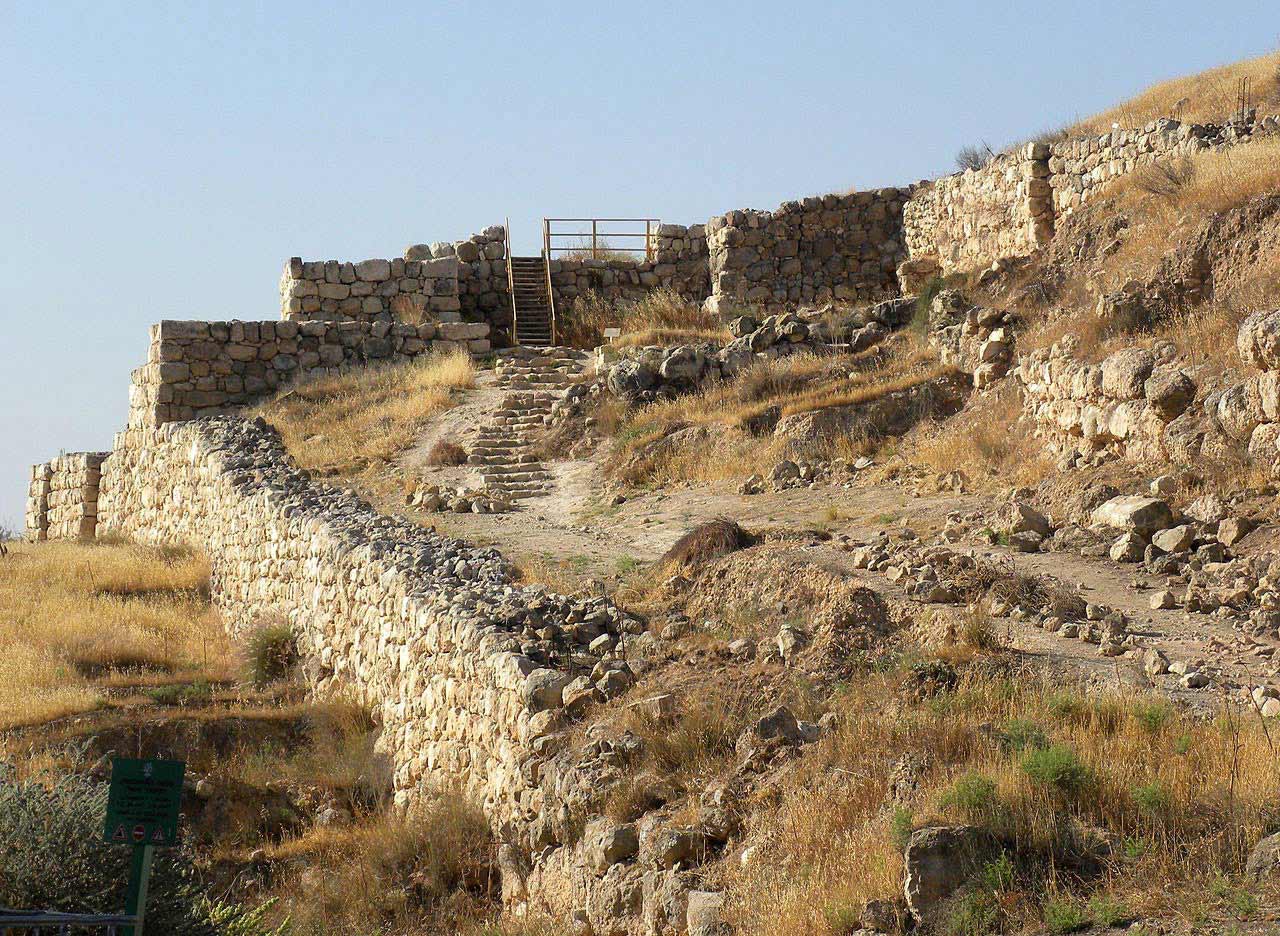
[548,222,711,312]
[127,317,490,428]
[96,417,627,831]
[705,188,910,315]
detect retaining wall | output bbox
[96,417,627,830]
[705,188,910,314]
[127,317,490,428]
[903,144,1053,275]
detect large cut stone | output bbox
[1091,495,1174,536]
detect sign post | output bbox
[103,757,185,936]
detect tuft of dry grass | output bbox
[559,288,728,349]
[659,519,756,572]
[907,381,1051,490]
[0,539,230,728]
[253,351,475,475]
[727,663,1280,936]
[1070,50,1280,135]
[261,795,497,936]
[424,439,468,466]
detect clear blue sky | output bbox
[0,1,1274,530]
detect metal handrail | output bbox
[542,217,661,261]
[541,220,558,346]
[0,907,138,933]
[504,217,517,344]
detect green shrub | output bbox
[1046,691,1084,720]
[1087,892,1132,927]
[890,806,915,849]
[1020,745,1091,795]
[942,890,1000,936]
[246,621,297,685]
[998,718,1048,753]
[822,903,862,933]
[0,764,281,934]
[147,680,213,706]
[978,852,1016,891]
[940,772,1000,821]
[1132,780,1172,817]
[1133,701,1173,734]
[1043,897,1088,933]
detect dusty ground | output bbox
[336,380,1280,713]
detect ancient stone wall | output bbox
[405,227,511,330]
[1050,119,1239,217]
[96,416,631,831]
[24,453,107,542]
[279,255,461,324]
[705,189,909,315]
[127,317,490,428]
[903,145,1053,275]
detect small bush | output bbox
[959,608,1001,651]
[246,622,297,686]
[1133,156,1195,200]
[147,680,213,706]
[659,518,756,571]
[890,806,915,849]
[1043,897,1088,934]
[1087,893,1132,927]
[955,143,995,172]
[1021,745,1091,795]
[424,440,468,466]
[998,718,1048,753]
[1133,701,1173,734]
[940,771,1000,821]
[1132,780,1172,817]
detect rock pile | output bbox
[927,290,1015,388]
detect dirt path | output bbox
[370,384,1280,703]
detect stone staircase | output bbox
[509,256,554,347]
[468,347,588,501]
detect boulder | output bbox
[584,818,640,873]
[1100,348,1155,400]
[1091,495,1174,536]
[1110,532,1146,563]
[1151,524,1194,553]
[1006,501,1052,537]
[903,826,995,923]
[524,668,570,712]
[1247,831,1280,879]
[1144,367,1196,419]
[754,706,803,743]
[1237,308,1280,371]
[1219,516,1254,547]
[686,891,730,936]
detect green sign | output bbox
[103,758,185,848]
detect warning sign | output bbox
[102,758,185,847]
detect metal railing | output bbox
[542,218,661,262]
[504,216,518,341]
[0,909,138,934]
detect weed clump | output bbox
[659,519,756,572]
[246,621,297,685]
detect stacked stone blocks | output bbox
[24,453,107,541]
[128,317,490,428]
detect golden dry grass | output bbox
[907,381,1052,490]
[559,288,729,349]
[0,539,230,729]
[605,341,949,487]
[1071,50,1280,135]
[725,664,1280,935]
[253,350,475,475]
[261,796,499,936]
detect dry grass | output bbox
[253,351,475,475]
[727,662,1280,935]
[605,341,950,488]
[261,795,498,936]
[559,288,729,349]
[0,539,230,729]
[1070,50,1280,135]
[908,382,1051,490]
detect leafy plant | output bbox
[1132,780,1172,817]
[147,680,213,706]
[1087,892,1132,927]
[1133,701,1173,734]
[890,806,915,849]
[1020,745,1091,795]
[941,772,1000,821]
[998,718,1048,754]
[246,621,297,685]
[1043,896,1088,933]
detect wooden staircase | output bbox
[508,256,554,347]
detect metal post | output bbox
[122,845,154,936]
[591,220,597,260]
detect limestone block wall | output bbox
[24,453,107,541]
[405,227,511,328]
[705,189,910,314]
[127,317,490,428]
[1014,334,1248,470]
[279,256,461,324]
[903,145,1053,275]
[1049,117,1278,217]
[96,416,626,830]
